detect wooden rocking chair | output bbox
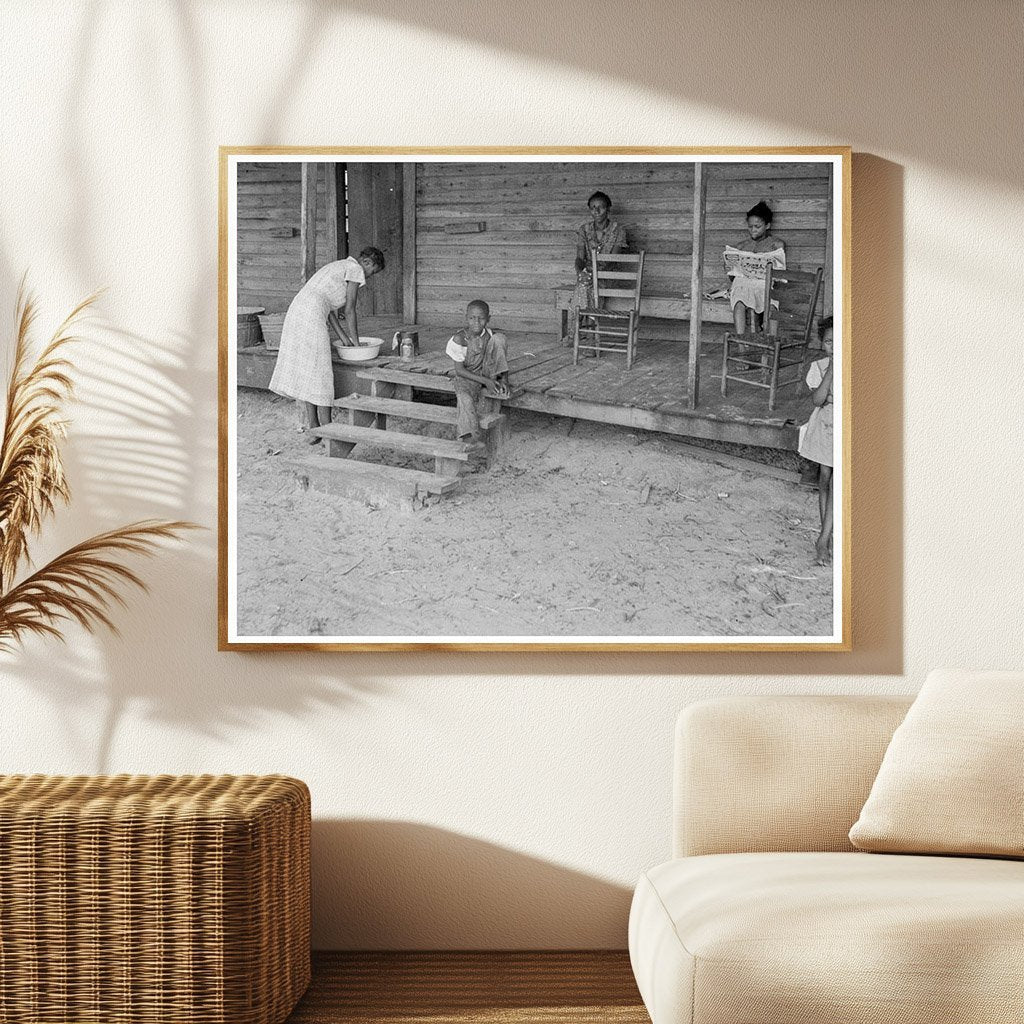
[573,250,646,370]
[720,265,824,410]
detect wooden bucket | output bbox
[238,306,266,349]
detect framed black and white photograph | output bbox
[219,147,850,651]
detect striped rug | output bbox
[288,951,649,1023]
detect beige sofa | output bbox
[628,695,1024,1024]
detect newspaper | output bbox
[723,245,786,279]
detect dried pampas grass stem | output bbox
[0,278,197,651]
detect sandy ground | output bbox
[235,389,833,639]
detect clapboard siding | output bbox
[236,161,833,331]
[414,161,831,336]
[236,162,337,312]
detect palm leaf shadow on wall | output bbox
[0,279,198,651]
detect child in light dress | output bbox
[798,316,834,565]
[705,200,786,334]
[446,300,510,447]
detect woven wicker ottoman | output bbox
[0,774,310,1024]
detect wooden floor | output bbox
[381,331,814,450]
[238,315,816,450]
[286,951,649,1024]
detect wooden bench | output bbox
[354,366,510,463]
[333,393,503,434]
[295,385,511,509]
[310,422,472,478]
[340,384,509,464]
[356,366,457,395]
[552,287,734,342]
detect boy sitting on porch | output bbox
[446,300,511,447]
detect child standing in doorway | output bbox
[446,300,511,447]
[798,316,835,565]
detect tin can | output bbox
[400,337,415,360]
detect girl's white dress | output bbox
[269,258,366,406]
[726,246,786,313]
[798,357,834,467]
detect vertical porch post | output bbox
[823,162,834,316]
[301,162,318,282]
[325,162,339,261]
[687,161,708,409]
[403,163,417,322]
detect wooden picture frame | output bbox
[219,147,851,651]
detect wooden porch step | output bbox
[357,366,457,393]
[285,456,460,512]
[332,394,504,432]
[286,456,460,496]
[311,422,472,461]
[333,393,459,425]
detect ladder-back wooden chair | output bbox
[573,250,646,370]
[720,265,824,411]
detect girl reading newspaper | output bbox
[705,200,786,334]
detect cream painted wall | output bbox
[1,1,1021,949]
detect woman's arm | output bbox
[327,310,347,344]
[573,226,588,275]
[337,280,361,347]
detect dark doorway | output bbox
[346,163,404,317]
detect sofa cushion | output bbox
[849,668,1024,857]
[629,852,1024,1024]
[675,695,912,857]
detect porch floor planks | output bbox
[604,342,807,427]
[369,337,812,444]
[518,339,811,442]
[507,348,569,377]
[546,366,628,400]
[513,357,579,390]
[530,357,608,396]
[546,351,665,405]
[369,339,576,395]
[590,355,674,408]
[241,315,814,447]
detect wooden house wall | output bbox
[236,162,335,312]
[414,161,832,336]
